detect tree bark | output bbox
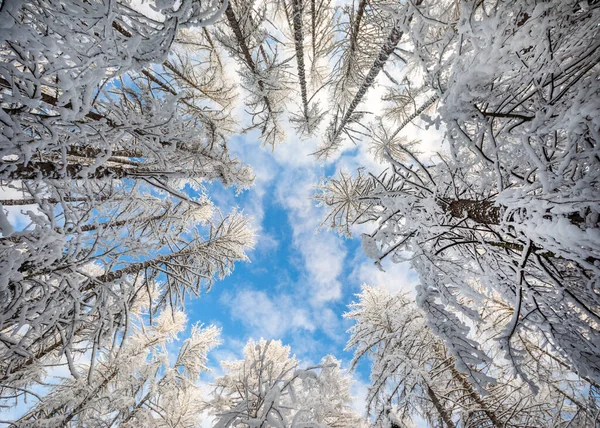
[291,0,309,121]
[0,196,90,206]
[4,162,127,181]
[223,4,274,118]
[1,161,181,181]
[424,381,456,428]
[440,198,594,229]
[445,199,502,225]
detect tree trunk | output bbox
[91,246,198,286]
[223,4,274,118]
[291,0,309,121]
[0,195,91,206]
[3,212,169,247]
[66,146,142,159]
[71,211,169,234]
[4,162,127,181]
[390,94,440,140]
[424,381,456,428]
[445,199,502,225]
[441,199,594,229]
[20,369,119,425]
[337,0,367,85]
[2,161,181,181]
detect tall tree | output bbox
[316,135,600,390]
[305,0,335,91]
[329,0,390,110]
[215,0,290,149]
[285,0,328,136]
[315,1,421,158]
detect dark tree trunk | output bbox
[291,0,309,121]
[2,161,177,181]
[0,196,90,206]
[338,0,367,84]
[446,199,502,225]
[425,381,456,428]
[4,162,127,181]
[223,4,274,117]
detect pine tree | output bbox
[216,0,289,149]
[315,1,421,158]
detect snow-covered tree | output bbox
[280,0,333,137]
[346,285,600,427]
[0,206,253,403]
[305,0,335,92]
[315,0,418,158]
[0,0,230,170]
[318,0,600,391]
[207,338,363,427]
[328,0,395,111]
[16,310,220,427]
[214,0,290,149]
[0,0,255,406]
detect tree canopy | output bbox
[1,0,598,426]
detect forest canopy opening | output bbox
[1,0,599,426]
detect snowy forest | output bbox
[1,0,599,426]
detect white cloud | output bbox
[208,336,246,375]
[354,256,419,296]
[299,233,345,304]
[222,288,316,339]
[275,168,347,305]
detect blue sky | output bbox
[187,127,423,414]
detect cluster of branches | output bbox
[8,329,361,427]
[207,338,363,427]
[208,0,413,148]
[346,286,600,427]
[14,310,221,427]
